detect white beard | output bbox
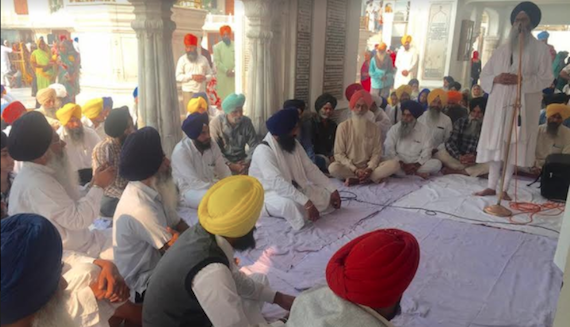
[351,112,372,131]
[508,24,531,53]
[46,149,81,200]
[31,288,76,327]
[151,168,180,223]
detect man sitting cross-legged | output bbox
[249,108,341,231]
[418,88,452,150]
[329,90,400,186]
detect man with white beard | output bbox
[56,103,102,185]
[418,89,453,150]
[36,87,61,129]
[384,101,442,179]
[475,1,553,201]
[114,126,189,304]
[7,112,116,258]
[176,33,212,115]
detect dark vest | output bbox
[142,224,230,327]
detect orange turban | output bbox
[220,25,232,36]
[447,90,462,104]
[184,34,198,47]
[377,42,387,51]
[349,90,373,110]
[401,35,412,45]
[427,89,448,107]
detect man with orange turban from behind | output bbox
[394,35,418,89]
[287,229,420,327]
[214,25,236,101]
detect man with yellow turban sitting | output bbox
[186,92,209,117]
[394,35,418,89]
[287,229,420,327]
[210,93,259,175]
[143,176,296,327]
[386,84,412,125]
[81,97,113,140]
[56,103,102,185]
[418,88,452,150]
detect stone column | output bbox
[129,0,181,155]
[482,36,499,66]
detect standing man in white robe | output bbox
[394,35,418,88]
[475,2,553,200]
[249,109,341,231]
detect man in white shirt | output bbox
[1,39,13,87]
[386,85,412,125]
[172,112,231,208]
[418,88,453,150]
[8,111,116,258]
[143,176,295,327]
[176,33,213,115]
[81,97,113,140]
[56,103,102,185]
[394,35,419,88]
[36,87,61,129]
[384,101,442,179]
[114,127,189,304]
[250,109,341,231]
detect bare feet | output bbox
[416,172,429,180]
[442,167,469,176]
[499,191,512,201]
[474,188,496,197]
[344,178,359,187]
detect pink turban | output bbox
[349,90,373,110]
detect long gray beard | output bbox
[151,168,180,223]
[464,118,483,137]
[427,107,441,122]
[67,126,85,145]
[351,113,370,132]
[399,121,415,139]
[547,122,560,137]
[46,149,81,200]
[31,288,76,327]
[509,25,531,53]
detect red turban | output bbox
[184,34,198,47]
[447,90,462,104]
[2,101,27,125]
[345,83,364,101]
[349,90,373,110]
[220,25,232,36]
[326,229,420,308]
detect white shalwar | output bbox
[384,121,442,175]
[58,126,102,171]
[82,116,107,140]
[394,46,419,88]
[171,137,231,208]
[8,162,110,258]
[113,182,182,301]
[418,111,453,149]
[249,134,337,231]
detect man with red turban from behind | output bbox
[287,229,420,326]
[214,25,236,102]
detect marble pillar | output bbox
[482,36,499,67]
[129,0,181,155]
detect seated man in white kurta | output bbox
[384,101,442,179]
[417,88,452,150]
[249,109,341,231]
[172,112,231,208]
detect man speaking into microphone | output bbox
[474,1,553,201]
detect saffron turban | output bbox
[187,93,209,114]
[56,103,82,126]
[537,31,549,40]
[377,42,387,51]
[1,214,63,325]
[401,35,412,45]
[401,100,423,119]
[8,112,52,161]
[119,127,164,181]
[199,175,264,238]
[345,83,364,101]
[182,112,209,139]
[447,90,462,104]
[511,1,541,28]
[396,85,412,99]
[184,33,198,47]
[82,98,104,120]
[546,104,570,120]
[220,25,232,36]
[326,229,420,308]
[1,131,6,150]
[283,99,306,112]
[469,97,488,114]
[105,106,131,138]
[1,101,27,124]
[49,83,67,98]
[222,93,246,114]
[266,109,299,137]
[315,93,338,112]
[133,87,138,99]
[36,87,57,105]
[427,89,447,107]
[349,90,373,110]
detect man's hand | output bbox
[402,70,409,77]
[228,162,247,175]
[226,69,235,78]
[273,292,296,311]
[192,74,206,82]
[459,154,476,166]
[530,166,542,176]
[92,164,116,189]
[305,200,320,222]
[329,156,335,163]
[359,168,373,183]
[330,190,341,209]
[92,259,130,303]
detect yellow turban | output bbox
[56,103,82,126]
[401,35,412,45]
[546,104,570,120]
[36,88,56,106]
[198,176,264,238]
[427,88,448,107]
[377,42,387,51]
[187,96,208,114]
[396,85,412,99]
[82,98,104,120]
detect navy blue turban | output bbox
[283,99,306,112]
[103,97,113,109]
[182,112,209,139]
[105,106,131,138]
[267,108,300,136]
[470,97,488,114]
[120,127,164,181]
[1,214,63,325]
[315,93,338,112]
[401,100,423,119]
[8,111,53,161]
[511,1,541,28]
[133,87,138,99]
[1,131,7,150]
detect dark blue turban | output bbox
[401,100,424,119]
[133,87,138,99]
[182,112,209,139]
[120,127,164,181]
[1,131,7,150]
[8,111,53,161]
[1,214,63,325]
[103,97,113,109]
[283,99,306,112]
[266,108,300,136]
[510,1,541,28]
[470,97,488,114]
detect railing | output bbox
[175,0,203,9]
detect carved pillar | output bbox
[129,0,181,155]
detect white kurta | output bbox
[175,54,213,93]
[476,36,553,167]
[8,162,109,257]
[394,46,419,88]
[171,137,231,208]
[58,126,102,171]
[384,121,434,165]
[82,116,106,141]
[386,104,402,125]
[418,111,453,149]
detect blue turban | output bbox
[283,99,306,112]
[537,31,549,40]
[182,112,209,139]
[418,88,431,111]
[401,100,423,119]
[222,93,246,114]
[266,108,300,136]
[1,214,63,325]
[133,87,138,99]
[120,127,164,181]
[103,97,113,109]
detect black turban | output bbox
[400,100,423,119]
[8,111,52,161]
[119,127,164,181]
[469,97,488,114]
[510,1,541,28]
[444,76,455,84]
[182,112,209,139]
[266,108,299,136]
[544,93,569,106]
[1,131,6,150]
[314,93,338,112]
[283,99,306,112]
[105,106,131,138]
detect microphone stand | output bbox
[484,27,523,217]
